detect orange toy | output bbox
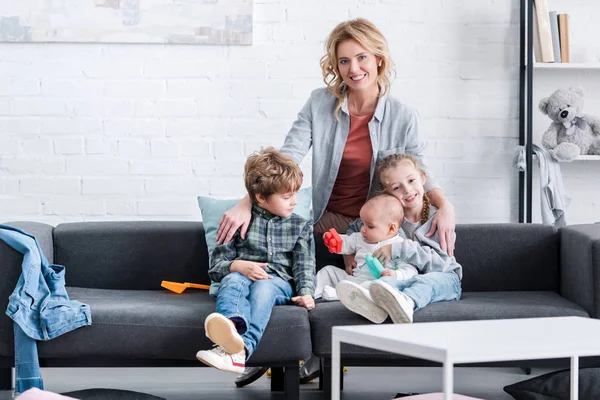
[161,281,210,294]
[323,228,343,253]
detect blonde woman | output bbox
[218,18,456,386]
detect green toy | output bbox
[365,254,385,279]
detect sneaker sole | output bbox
[299,369,320,384]
[235,366,270,387]
[338,284,387,324]
[196,352,244,375]
[206,316,245,355]
[370,284,411,324]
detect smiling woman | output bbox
[215,18,457,386]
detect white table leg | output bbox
[443,361,454,400]
[570,356,579,400]
[332,336,341,400]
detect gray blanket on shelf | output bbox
[513,144,571,228]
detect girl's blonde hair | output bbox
[319,18,395,119]
[376,154,430,225]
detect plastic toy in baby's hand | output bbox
[323,228,342,253]
[365,253,385,279]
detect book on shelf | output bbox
[558,13,570,63]
[532,4,543,62]
[549,11,561,62]
[533,0,554,62]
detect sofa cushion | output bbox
[53,221,210,290]
[35,287,312,365]
[310,291,589,358]
[504,367,600,400]
[61,389,165,400]
[16,389,77,400]
[196,186,312,265]
[455,224,559,292]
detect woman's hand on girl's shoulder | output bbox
[426,204,456,256]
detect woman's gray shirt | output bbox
[280,87,440,222]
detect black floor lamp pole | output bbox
[519,0,526,223]
[526,0,534,223]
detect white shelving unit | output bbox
[522,1,600,224]
[534,62,600,70]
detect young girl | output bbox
[339,154,463,324]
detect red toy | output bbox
[323,228,343,253]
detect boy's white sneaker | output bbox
[336,281,388,324]
[204,312,245,354]
[369,280,415,324]
[196,345,245,374]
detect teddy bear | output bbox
[539,86,600,162]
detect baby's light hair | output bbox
[244,147,303,205]
[363,193,404,226]
[376,154,430,225]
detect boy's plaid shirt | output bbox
[209,205,315,296]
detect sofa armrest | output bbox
[560,223,600,318]
[1,221,55,263]
[0,221,55,356]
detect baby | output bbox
[314,194,418,305]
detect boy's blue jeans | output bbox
[379,271,462,311]
[216,272,293,358]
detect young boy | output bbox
[196,147,315,374]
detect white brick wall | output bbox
[0,0,598,225]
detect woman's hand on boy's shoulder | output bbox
[291,295,315,310]
[217,196,252,244]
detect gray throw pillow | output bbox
[61,389,165,400]
[504,368,600,400]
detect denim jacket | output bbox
[1,224,92,394]
[280,87,441,222]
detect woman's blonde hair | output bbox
[376,154,430,225]
[320,18,395,119]
[244,147,303,205]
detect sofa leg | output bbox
[283,365,299,400]
[270,367,284,392]
[318,358,324,391]
[0,368,12,390]
[522,367,532,375]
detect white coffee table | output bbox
[332,317,600,400]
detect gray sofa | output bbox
[1,221,599,400]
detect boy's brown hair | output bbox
[244,147,303,205]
